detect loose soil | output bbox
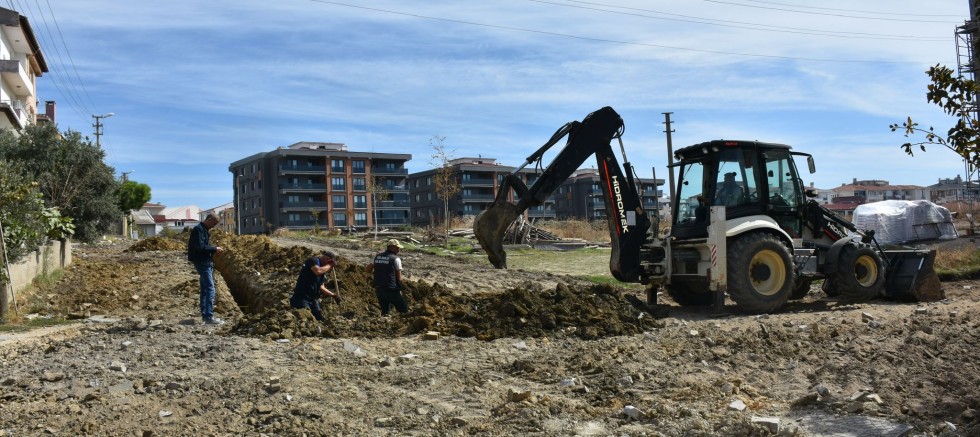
[0,231,978,436]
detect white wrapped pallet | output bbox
[852,200,957,244]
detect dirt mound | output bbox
[125,235,186,252]
[205,233,660,341]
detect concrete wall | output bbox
[1,240,72,314]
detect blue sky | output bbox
[18,0,968,209]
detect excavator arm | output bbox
[474,106,651,282]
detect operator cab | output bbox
[671,140,807,239]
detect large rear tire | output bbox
[727,233,793,313]
[830,245,885,301]
[664,278,713,306]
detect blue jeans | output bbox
[194,261,216,320]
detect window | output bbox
[414,179,420,188]
[332,177,345,190]
[353,177,366,191]
[331,159,345,172]
[333,212,347,226]
[352,160,365,173]
[354,195,367,208]
[675,162,705,225]
[355,212,367,226]
[427,192,433,201]
[287,213,300,222]
[426,176,432,186]
[332,195,346,208]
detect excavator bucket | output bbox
[883,249,943,302]
[474,200,520,269]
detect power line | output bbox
[734,0,963,18]
[702,0,961,23]
[307,0,948,64]
[12,0,89,121]
[27,0,93,116]
[43,0,100,112]
[536,0,949,41]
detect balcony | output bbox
[352,166,366,174]
[381,185,408,193]
[352,184,367,191]
[353,202,368,209]
[371,167,408,175]
[460,194,495,202]
[280,201,328,210]
[376,218,409,225]
[0,60,32,97]
[279,183,326,192]
[330,166,345,173]
[377,200,411,208]
[461,177,494,186]
[279,164,326,175]
[282,219,329,227]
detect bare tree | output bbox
[430,136,460,248]
[367,176,390,240]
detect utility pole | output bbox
[92,113,114,147]
[662,112,676,204]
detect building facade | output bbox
[553,169,663,220]
[407,157,558,226]
[0,7,46,130]
[928,176,980,203]
[229,142,411,234]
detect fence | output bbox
[1,239,72,315]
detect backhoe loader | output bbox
[474,106,941,313]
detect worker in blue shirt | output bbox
[290,251,341,321]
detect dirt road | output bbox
[0,233,976,436]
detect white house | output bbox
[0,7,47,130]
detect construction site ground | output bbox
[0,231,977,436]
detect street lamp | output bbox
[92,113,114,148]
[121,170,134,182]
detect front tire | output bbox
[727,233,793,313]
[830,245,885,301]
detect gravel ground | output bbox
[0,234,977,436]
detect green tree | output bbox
[0,160,46,266]
[430,136,460,248]
[0,124,121,242]
[117,180,151,213]
[891,64,980,168]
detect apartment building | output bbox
[552,168,663,220]
[407,157,557,226]
[928,175,980,203]
[229,142,411,234]
[0,7,47,129]
[832,179,928,202]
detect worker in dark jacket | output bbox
[187,214,224,325]
[365,239,407,316]
[290,251,340,321]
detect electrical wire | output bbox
[733,0,963,17]
[545,0,949,40]
[306,0,947,64]
[11,0,89,121]
[702,0,961,23]
[43,0,100,112]
[26,0,93,116]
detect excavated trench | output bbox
[134,232,662,340]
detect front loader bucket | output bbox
[883,249,943,302]
[473,201,520,269]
